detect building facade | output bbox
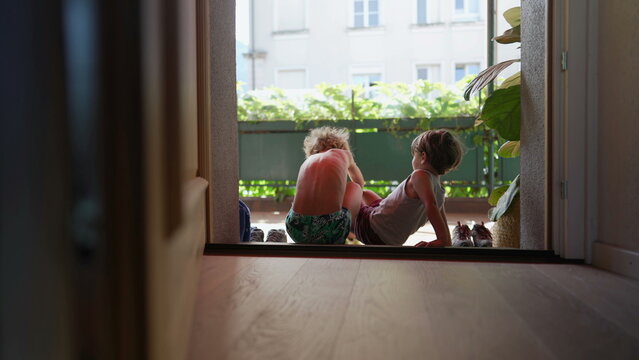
[244,0,520,90]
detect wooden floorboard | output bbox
[187,256,308,360]
[189,256,639,360]
[533,264,639,341]
[333,260,441,359]
[222,258,361,360]
[415,261,555,360]
[478,263,639,359]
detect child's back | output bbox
[285,127,365,244]
[293,149,351,215]
[369,170,444,245]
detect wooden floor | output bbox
[188,256,639,360]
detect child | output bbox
[353,129,463,247]
[285,127,365,244]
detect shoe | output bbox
[472,222,493,247]
[250,227,264,242]
[266,229,287,243]
[452,221,474,247]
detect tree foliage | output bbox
[237,79,482,124]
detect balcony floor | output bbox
[249,210,490,246]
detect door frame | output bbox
[204,0,598,261]
[549,0,599,262]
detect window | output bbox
[453,0,480,21]
[416,64,441,83]
[416,0,441,24]
[454,63,480,81]
[275,0,306,31]
[417,0,428,24]
[352,73,382,87]
[276,69,307,89]
[353,0,380,28]
[352,72,382,98]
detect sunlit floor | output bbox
[250,210,491,246]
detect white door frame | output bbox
[549,0,599,262]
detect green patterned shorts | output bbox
[285,208,351,244]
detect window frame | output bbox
[351,0,382,28]
[453,0,481,22]
[453,62,481,82]
[415,0,441,25]
[349,65,384,88]
[414,63,442,83]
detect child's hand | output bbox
[414,239,447,248]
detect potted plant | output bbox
[464,5,521,247]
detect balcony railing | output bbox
[238,118,518,197]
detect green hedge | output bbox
[237,80,483,124]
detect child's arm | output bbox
[410,171,451,247]
[346,150,365,186]
[424,206,452,248]
[440,205,449,231]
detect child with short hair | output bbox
[285,126,365,244]
[354,129,464,247]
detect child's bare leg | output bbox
[362,189,382,205]
[343,182,363,221]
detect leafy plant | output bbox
[238,180,296,202]
[239,180,489,200]
[464,5,521,220]
[488,175,519,221]
[237,80,481,123]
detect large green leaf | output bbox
[497,140,521,158]
[480,85,521,141]
[503,7,521,27]
[489,175,520,221]
[488,184,510,206]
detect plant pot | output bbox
[491,195,520,248]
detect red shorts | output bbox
[353,199,386,245]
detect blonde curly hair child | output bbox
[286,126,365,244]
[303,126,351,157]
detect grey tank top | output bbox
[369,170,445,245]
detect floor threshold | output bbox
[204,243,583,264]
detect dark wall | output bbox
[597,1,639,252]
[0,1,75,358]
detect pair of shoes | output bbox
[452,221,493,247]
[452,221,474,247]
[265,229,287,243]
[471,222,493,247]
[250,227,264,242]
